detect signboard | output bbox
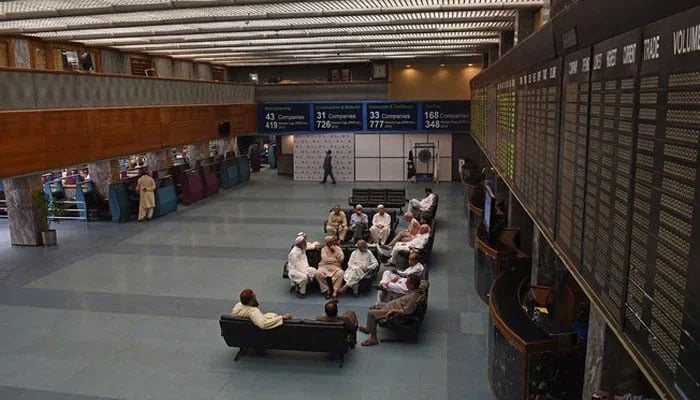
[422,101,470,131]
[366,102,418,131]
[256,101,470,133]
[258,103,310,134]
[312,103,363,131]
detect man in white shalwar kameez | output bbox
[316,236,345,300]
[337,240,378,297]
[287,236,318,298]
[376,252,425,303]
[231,289,291,329]
[380,224,430,265]
[369,205,392,245]
[136,171,156,221]
[408,188,436,217]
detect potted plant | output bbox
[31,191,66,246]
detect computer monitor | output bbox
[483,180,497,239]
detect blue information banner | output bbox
[257,100,469,134]
[421,101,470,131]
[366,102,418,131]
[258,103,310,134]
[312,103,363,132]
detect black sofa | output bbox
[387,218,437,268]
[348,188,406,210]
[322,207,399,242]
[282,245,381,294]
[378,280,430,342]
[219,316,349,367]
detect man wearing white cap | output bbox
[337,240,378,297]
[297,231,320,250]
[369,205,391,245]
[287,235,318,298]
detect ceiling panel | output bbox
[0,0,542,66]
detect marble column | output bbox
[88,159,120,201]
[146,149,172,173]
[3,175,46,246]
[12,38,30,68]
[583,306,657,397]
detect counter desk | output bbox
[488,270,586,400]
[174,169,204,206]
[237,158,251,183]
[153,175,178,218]
[200,164,220,198]
[220,159,241,189]
[474,226,531,304]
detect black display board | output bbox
[514,73,528,198]
[517,59,562,238]
[487,85,499,161]
[581,29,641,324]
[312,103,363,132]
[556,47,593,268]
[422,101,471,131]
[258,103,311,134]
[471,88,488,147]
[366,102,418,131]
[626,7,700,399]
[496,79,517,182]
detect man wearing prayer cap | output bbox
[315,235,345,300]
[287,235,318,298]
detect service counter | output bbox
[467,187,485,248]
[488,270,585,400]
[108,176,139,222]
[200,164,220,198]
[174,168,205,206]
[220,158,241,189]
[474,226,531,304]
[153,175,177,218]
[237,158,251,182]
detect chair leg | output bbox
[338,353,344,368]
[234,347,247,361]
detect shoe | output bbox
[320,181,326,184]
[289,286,295,293]
[298,292,308,299]
[331,181,336,184]
[323,292,332,300]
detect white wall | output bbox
[293,134,354,182]
[291,132,452,182]
[355,133,452,182]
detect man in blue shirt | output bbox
[349,204,369,243]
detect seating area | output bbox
[321,207,400,243]
[222,187,441,364]
[219,316,350,367]
[348,188,407,210]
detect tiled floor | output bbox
[0,169,494,400]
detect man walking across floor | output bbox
[136,170,156,222]
[320,149,336,184]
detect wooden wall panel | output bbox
[43,110,97,168]
[0,112,47,177]
[0,103,256,178]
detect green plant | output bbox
[31,191,67,230]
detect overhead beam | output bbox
[0,0,544,22]
[1,7,517,33]
[78,27,503,47]
[114,35,499,52]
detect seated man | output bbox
[385,212,420,247]
[349,204,369,243]
[297,231,321,250]
[380,224,431,265]
[408,188,436,217]
[359,274,425,346]
[376,252,425,303]
[369,204,391,245]
[315,236,345,300]
[316,300,359,347]
[326,204,348,241]
[337,240,378,297]
[287,235,318,298]
[232,288,291,329]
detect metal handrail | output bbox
[0,199,88,224]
